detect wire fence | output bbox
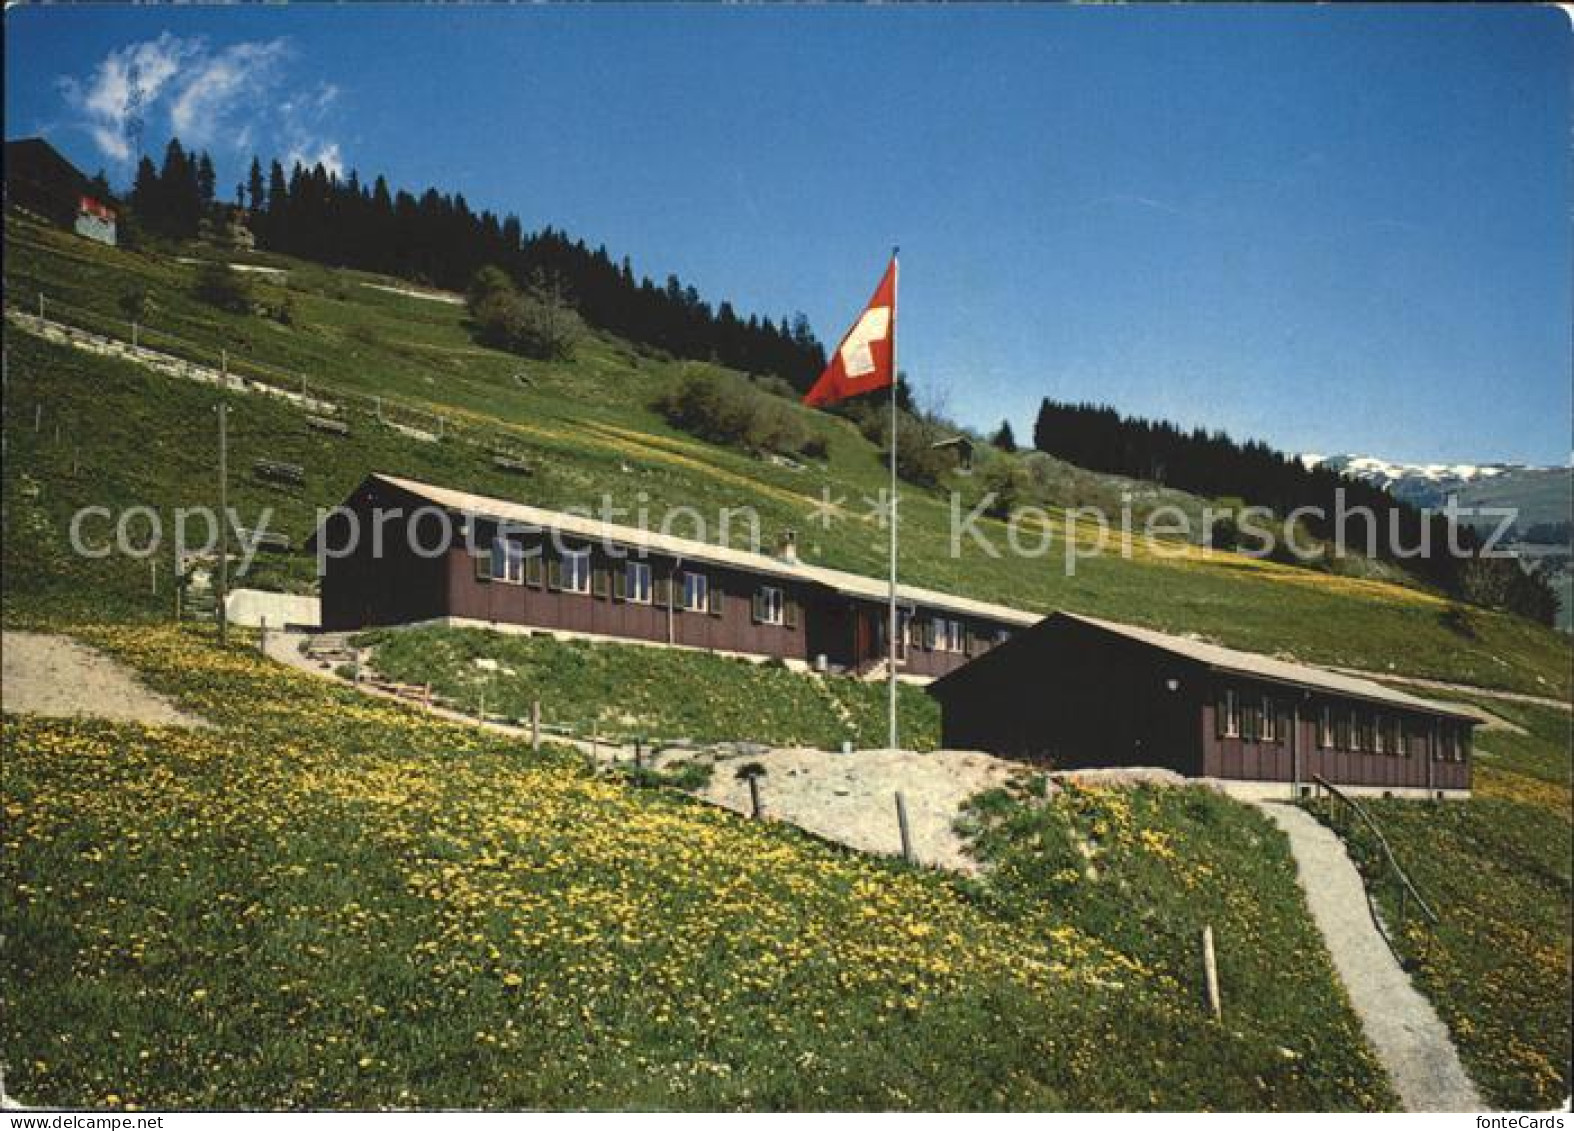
[5,288,539,470]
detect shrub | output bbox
[655,371,815,458]
[192,262,253,315]
[117,286,151,323]
[471,285,584,362]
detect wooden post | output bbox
[477,689,486,720]
[150,560,158,595]
[1202,926,1222,1020]
[258,616,268,655]
[747,775,764,820]
[895,790,914,863]
[634,738,644,770]
[34,404,41,433]
[531,699,541,752]
[132,321,139,349]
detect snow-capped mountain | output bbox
[1300,453,1571,525]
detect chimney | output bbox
[774,529,799,564]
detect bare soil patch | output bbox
[2,631,207,728]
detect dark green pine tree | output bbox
[246,157,266,212]
[992,420,1017,452]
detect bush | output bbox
[655,371,817,458]
[192,262,253,315]
[470,282,584,362]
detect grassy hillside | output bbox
[5,213,1570,698]
[1,624,1395,1110]
[956,780,1392,1102]
[1312,794,1570,1110]
[356,625,940,750]
[1304,693,1569,1109]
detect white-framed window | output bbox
[1319,706,1334,749]
[490,538,524,584]
[1223,689,1241,738]
[562,548,591,594]
[757,586,784,625]
[683,571,708,612]
[625,561,652,604]
[1374,716,1389,755]
[934,617,966,653]
[1259,697,1276,743]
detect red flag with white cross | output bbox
[803,257,897,407]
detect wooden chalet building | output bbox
[4,137,117,246]
[316,473,1039,678]
[928,612,1477,797]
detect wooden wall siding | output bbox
[318,481,1025,671]
[930,617,1473,791]
[446,533,813,661]
[319,481,449,630]
[934,621,1205,773]
[1199,689,1472,791]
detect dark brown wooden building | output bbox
[316,474,1039,677]
[928,611,1477,797]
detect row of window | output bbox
[1215,689,1467,761]
[482,542,795,624]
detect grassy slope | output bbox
[955,780,1391,1105]
[355,625,941,750]
[1,624,1395,1110]
[5,213,1570,698]
[1310,697,1570,1109]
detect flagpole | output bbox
[887,247,900,753]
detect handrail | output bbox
[1311,774,1438,926]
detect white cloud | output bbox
[57,35,345,175]
[285,141,344,180]
[59,32,198,162]
[169,39,288,147]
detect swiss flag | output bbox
[803,257,897,407]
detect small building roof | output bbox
[361,473,1043,627]
[1051,612,1479,721]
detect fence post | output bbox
[895,791,914,863]
[38,293,45,320]
[258,616,269,655]
[1202,926,1222,1020]
[150,560,158,596]
[634,737,644,770]
[748,775,764,820]
[531,699,541,752]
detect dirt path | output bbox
[1255,802,1484,1112]
[1,631,207,727]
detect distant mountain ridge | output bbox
[1301,453,1572,529]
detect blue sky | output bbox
[7,5,1570,465]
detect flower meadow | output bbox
[5,625,1394,1110]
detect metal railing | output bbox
[1309,774,1438,955]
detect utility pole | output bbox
[217,402,229,646]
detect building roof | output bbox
[4,137,90,194]
[365,473,1043,627]
[1056,612,1479,721]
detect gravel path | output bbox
[1256,802,1484,1112]
[698,746,1027,872]
[1,631,207,728]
